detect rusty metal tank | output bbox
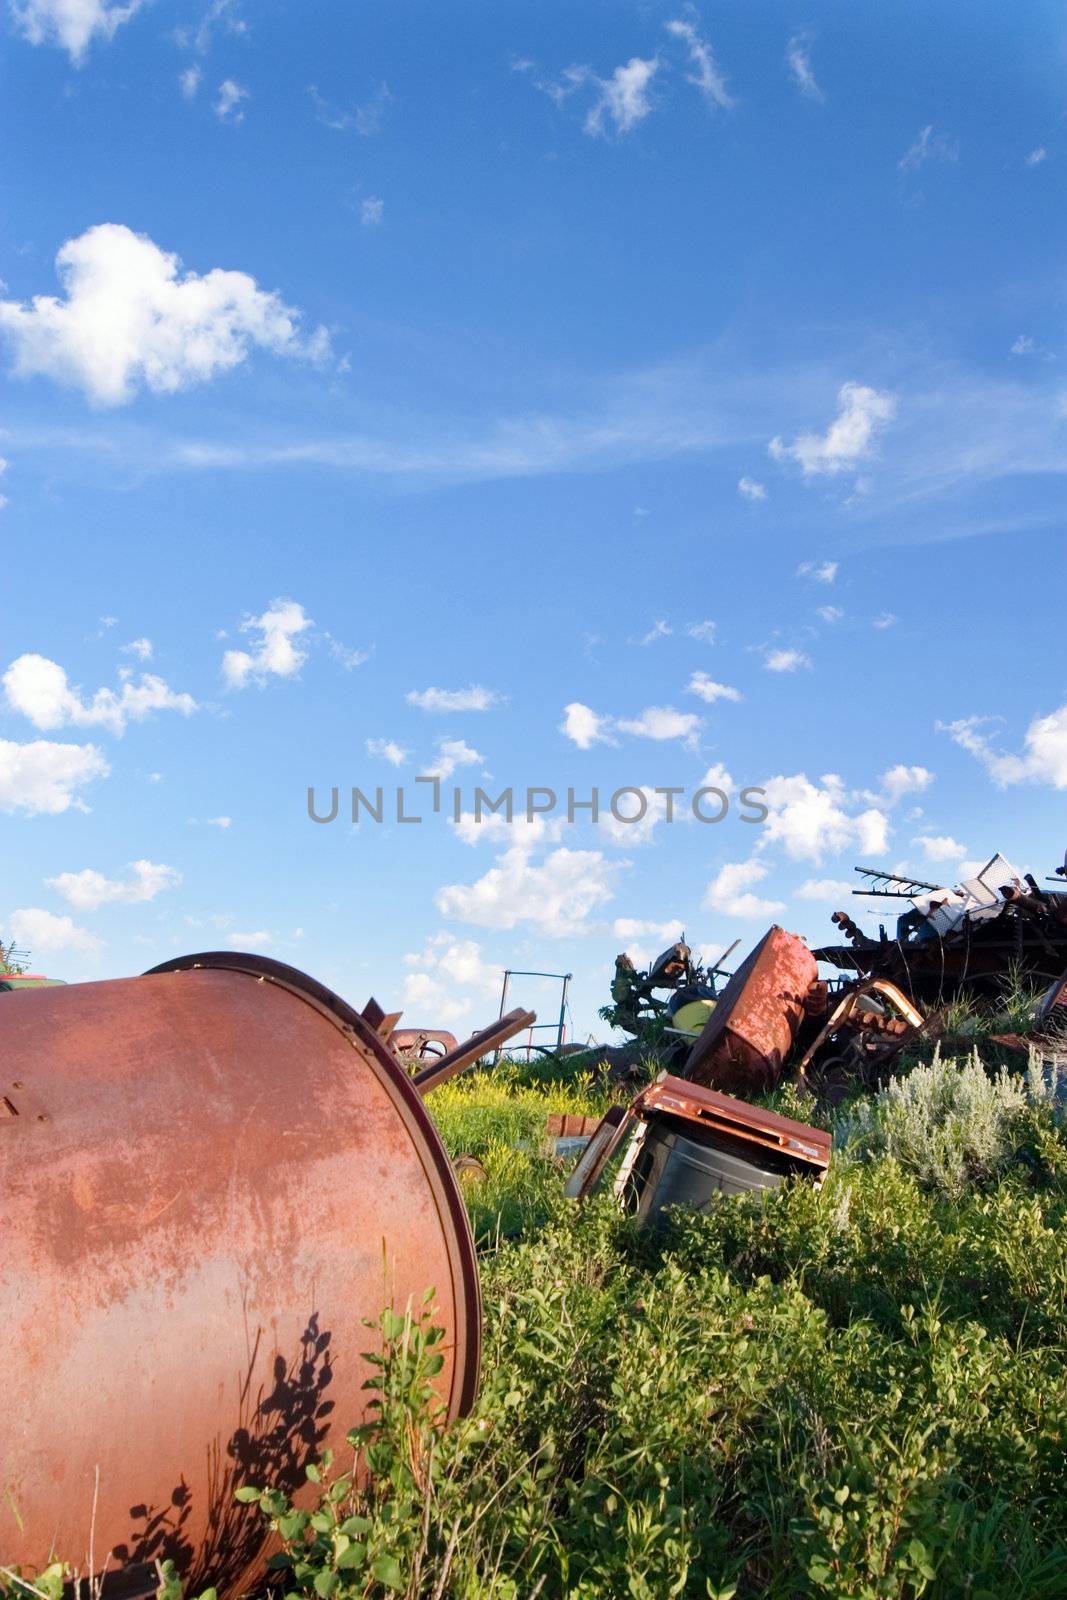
[0,952,480,1597]
[684,926,817,1094]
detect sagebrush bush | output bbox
[833,1049,1057,1196]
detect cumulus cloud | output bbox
[817,605,843,623]
[436,834,618,936]
[687,671,741,704]
[637,619,672,646]
[214,78,248,122]
[0,224,330,406]
[9,906,101,956]
[940,706,1067,790]
[796,877,859,902]
[770,383,896,476]
[763,648,810,673]
[560,702,617,749]
[687,620,717,642]
[10,0,142,62]
[1025,147,1047,167]
[47,859,181,911]
[585,56,658,136]
[798,559,838,583]
[366,737,408,766]
[227,929,272,949]
[738,476,767,501]
[424,738,483,781]
[406,685,501,713]
[4,653,196,735]
[758,772,889,863]
[913,833,968,863]
[612,917,685,943]
[401,934,502,1022]
[179,64,202,98]
[0,737,108,814]
[875,764,933,804]
[222,599,311,687]
[786,35,825,101]
[664,16,732,109]
[703,859,786,919]
[360,197,385,227]
[615,706,701,744]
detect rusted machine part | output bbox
[795,978,926,1091]
[410,1006,537,1094]
[684,927,818,1094]
[392,1027,460,1064]
[0,952,481,1599]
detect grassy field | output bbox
[8,1051,1067,1600]
[220,1049,1067,1600]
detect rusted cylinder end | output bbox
[0,953,480,1599]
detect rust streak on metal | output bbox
[411,1007,537,1094]
[684,926,817,1094]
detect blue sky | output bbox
[2,0,1065,1039]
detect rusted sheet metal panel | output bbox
[633,1075,831,1173]
[684,926,817,1094]
[0,953,480,1599]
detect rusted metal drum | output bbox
[0,953,480,1597]
[684,926,817,1094]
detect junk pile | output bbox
[0,951,535,1600]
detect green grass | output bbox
[8,1052,1067,1600]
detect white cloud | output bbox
[637,619,672,645]
[913,833,968,863]
[0,737,108,814]
[664,17,732,109]
[559,702,616,749]
[872,612,896,630]
[406,685,501,713]
[1025,147,1047,167]
[612,917,684,943]
[222,598,311,687]
[425,737,483,781]
[786,36,824,102]
[738,476,767,501]
[9,906,101,956]
[816,605,843,623]
[758,772,889,863]
[324,633,371,670]
[47,859,181,911]
[4,653,197,735]
[687,620,717,642]
[179,64,201,98]
[11,0,142,62]
[121,637,152,660]
[941,706,1067,790]
[215,78,248,122]
[699,761,734,794]
[366,737,408,766]
[796,877,858,902]
[401,934,501,1022]
[436,839,618,935]
[616,705,701,744]
[764,648,810,673]
[798,559,838,584]
[0,224,329,406]
[360,196,385,227]
[207,815,231,828]
[876,764,933,804]
[770,383,896,476]
[600,785,686,846]
[585,56,658,136]
[703,859,786,919]
[898,125,959,173]
[227,929,272,949]
[687,671,741,704]
[1011,335,1036,355]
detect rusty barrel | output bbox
[684,926,817,1094]
[0,953,480,1597]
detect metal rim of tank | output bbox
[142,949,483,1416]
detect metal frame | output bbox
[495,967,572,1058]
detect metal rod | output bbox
[557,974,571,1053]
[494,969,511,1063]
